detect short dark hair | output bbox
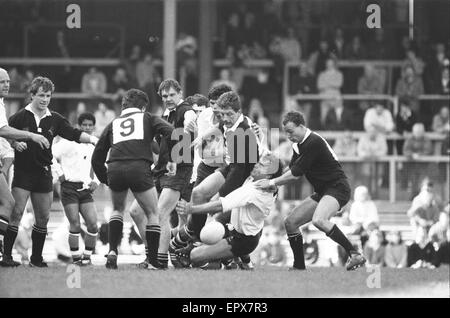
[78,112,96,126]
[282,111,306,127]
[217,91,241,112]
[158,78,182,96]
[208,84,233,101]
[29,76,55,95]
[122,89,149,110]
[186,93,209,107]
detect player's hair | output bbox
[208,84,233,101]
[216,91,241,112]
[158,78,182,96]
[29,76,55,95]
[122,89,149,110]
[282,111,306,127]
[192,93,209,107]
[78,112,96,126]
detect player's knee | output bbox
[86,224,98,234]
[284,216,298,232]
[192,188,206,204]
[129,206,143,219]
[69,222,81,233]
[34,215,50,227]
[1,196,15,214]
[312,217,326,231]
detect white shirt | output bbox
[220,177,276,236]
[0,136,14,159]
[363,108,394,133]
[0,98,8,129]
[349,201,379,229]
[195,107,225,167]
[53,138,99,187]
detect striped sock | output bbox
[326,224,356,256]
[108,215,123,255]
[145,247,149,258]
[0,215,9,236]
[146,224,160,263]
[69,231,81,261]
[288,232,305,269]
[31,225,47,263]
[3,225,19,257]
[157,252,168,268]
[84,231,97,257]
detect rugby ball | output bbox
[200,221,225,245]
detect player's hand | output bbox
[254,179,275,191]
[30,133,50,149]
[12,141,28,152]
[251,123,261,139]
[165,161,177,176]
[185,119,197,134]
[176,200,192,215]
[88,181,98,192]
[89,135,99,146]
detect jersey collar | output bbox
[292,128,311,154]
[25,104,52,119]
[121,107,142,116]
[163,99,184,117]
[224,114,244,134]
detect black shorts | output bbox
[156,165,193,201]
[194,161,218,187]
[12,167,53,193]
[61,181,94,206]
[108,160,154,193]
[226,229,262,257]
[310,179,351,209]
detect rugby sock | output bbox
[240,254,251,264]
[326,224,356,255]
[146,224,160,263]
[189,214,207,237]
[108,215,123,255]
[84,231,97,258]
[31,224,47,262]
[0,215,9,236]
[288,233,306,269]
[3,225,18,257]
[178,224,195,243]
[69,231,81,261]
[157,252,168,268]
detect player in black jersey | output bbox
[92,89,176,269]
[256,111,366,271]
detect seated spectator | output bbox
[407,226,437,268]
[357,64,384,112]
[407,178,442,236]
[429,202,450,244]
[333,131,358,157]
[94,102,116,137]
[396,97,418,154]
[344,35,367,60]
[317,57,343,126]
[279,27,302,63]
[210,68,238,93]
[436,66,450,95]
[434,227,450,267]
[363,230,386,266]
[384,231,408,268]
[323,100,353,131]
[363,103,394,134]
[395,64,425,114]
[357,127,388,193]
[432,105,450,134]
[81,67,107,96]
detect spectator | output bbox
[109,67,133,111]
[432,105,450,134]
[317,57,343,126]
[344,35,367,60]
[210,68,238,93]
[367,28,392,59]
[330,27,345,59]
[81,67,107,96]
[396,97,418,154]
[429,202,449,244]
[384,231,408,268]
[247,98,269,131]
[224,13,244,54]
[279,27,302,63]
[407,226,437,268]
[424,42,449,93]
[357,64,385,110]
[68,102,87,127]
[136,53,161,108]
[123,44,141,84]
[93,102,116,137]
[333,131,358,157]
[363,230,386,266]
[395,64,424,114]
[363,103,394,134]
[435,67,450,95]
[287,62,316,125]
[342,35,366,94]
[434,227,450,267]
[407,178,441,236]
[403,47,425,77]
[323,99,353,131]
[307,39,333,76]
[357,127,388,193]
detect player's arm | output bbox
[55,113,98,145]
[91,124,112,185]
[5,113,50,149]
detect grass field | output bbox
[0,263,448,298]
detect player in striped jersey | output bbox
[255,111,366,271]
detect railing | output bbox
[279,156,450,203]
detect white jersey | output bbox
[53,138,99,187]
[0,98,8,129]
[219,177,276,236]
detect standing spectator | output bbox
[395,64,424,114]
[431,105,450,134]
[287,62,316,126]
[384,231,408,268]
[93,102,116,137]
[357,64,384,110]
[330,27,345,59]
[424,43,449,94]
[123,44,141,84]
[407,226,437,268]
[407,178,442,236]
[357,127,388,194]
[317,57,343,126]
[343,35,366,94]
[363,103,394,134]
[307,39,333,76]
[81,67,107,96]
[136,53,161,109]
[363,230,386,266]
[395,97,417,154]
[109,67,133,112]
[279,27,302,63]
